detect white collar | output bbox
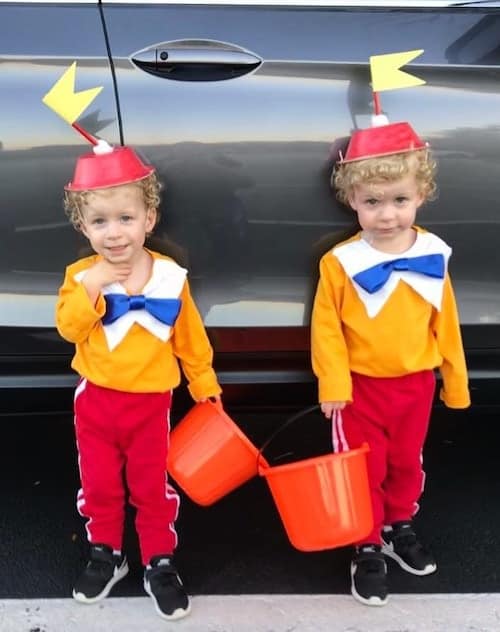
[75,257,187,350]
[333,231,451,317]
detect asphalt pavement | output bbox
[1,402,499,603]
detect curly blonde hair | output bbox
[63,172,162,231]
[333,149,437,206]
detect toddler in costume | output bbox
[311,55,470,606]
[56,140,221,620]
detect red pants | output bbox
[334,371,435,545]
[73,379,179,565]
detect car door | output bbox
[2,0,500,411]
[99,1,500,367]
[0,1,118,408]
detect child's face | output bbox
[79,183,156,265]
[348,172,424,250]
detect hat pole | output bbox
[72,122,98,146]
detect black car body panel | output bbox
[1,0,500,413]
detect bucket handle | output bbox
[205,396,224,411]
[257,404,321,474]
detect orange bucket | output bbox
[167,400,264,506]
[258,407,373,552]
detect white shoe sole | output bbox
[73,559,129,604]
[350,563,388,607]
[382,542,437,576]
[144,578,191,621]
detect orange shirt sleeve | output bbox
[311,254,353,403]
[432,274,471,408]
[171,280,222,401]
[55,260,106,344]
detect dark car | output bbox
[1,0,500,415]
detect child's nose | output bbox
[379,203,396,218]
[106,221,122,237]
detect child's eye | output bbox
[364,198,378,206]
[120,215,133,223]
[92,218,105,225]
[395,196,408,204]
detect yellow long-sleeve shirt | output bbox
[56,251,221,400]
[311,231,470,409]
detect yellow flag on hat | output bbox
[370,50,425,93]
[42,62,103,124]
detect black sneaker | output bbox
[382,521,437,576]
[144,555,191,620]
[72,543,129,603]
[350,544,388,607]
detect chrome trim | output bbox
[102,0,495,6]
[100,0,468,6]
[0,0,476,7]
[0,375,77,388]
[1,368,496,389]
[0,1,96,3]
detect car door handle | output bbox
[131,40,262,81]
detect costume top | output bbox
[311,227,470,409]
[56,249,221,400]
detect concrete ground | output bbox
[2,594,500,632]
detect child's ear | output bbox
[145,208,157,232]
[79,222,89,239]
[347,194,358,212]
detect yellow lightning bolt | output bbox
[42,62,103,124]
[370,50,425,93]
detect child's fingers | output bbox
[321,401,346,418]
[320,402,334,419]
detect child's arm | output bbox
[170,279,222,402]
[56,260,132,343]
[311,255,352,405]
[432,274,471,408]
[55,265,106,344]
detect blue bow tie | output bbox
[102,293,182,326]
[352,253,445,294]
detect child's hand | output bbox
[320,401,346,419]
[199,395,221,403]
[82,260,132,303]
[86,260,132,287]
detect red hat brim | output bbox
[341,121,427,163]
[65,146,155,191]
